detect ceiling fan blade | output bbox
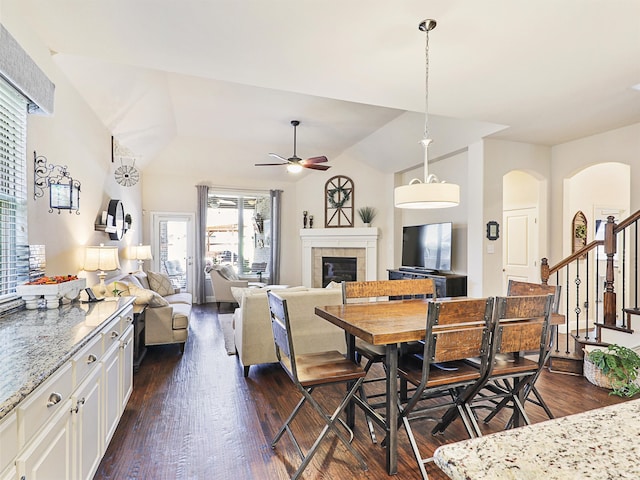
[302,156,328,164]
[303,163,331,171]
[255,162,287,166]
[268,153,289,162]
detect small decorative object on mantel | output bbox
[33,151,81,214]
[325,175,354,228]
[303,211,308,228]
[309,215,314,228]
[357,206,376,227]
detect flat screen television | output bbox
[401,222,452,272]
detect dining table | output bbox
[314,297,566,476]
[315,298,435,475]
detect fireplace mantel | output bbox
[300,227,379,287]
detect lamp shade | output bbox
[394,182,460,209]
[130,244,153,261]
[83,245,121,272]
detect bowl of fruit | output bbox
[17,275,86,309]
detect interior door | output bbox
[503,207,538,291]
[151,213,195,294]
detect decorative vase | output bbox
[365,222,371,228]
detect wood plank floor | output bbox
[94,303,631,480]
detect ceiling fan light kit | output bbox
[394,19,460,209]
[255,119,330,173]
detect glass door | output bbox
[151,213,195,293]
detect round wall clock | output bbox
[324,175,354,228]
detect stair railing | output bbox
[541,211,640,354]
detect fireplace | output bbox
[322,256,357,287]
[300,227,379,287]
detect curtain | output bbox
[194,185,209,304]
[270,189,283,285]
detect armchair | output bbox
[208,265,264,309]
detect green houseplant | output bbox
[357,206,376,226]
[586,344,640,397]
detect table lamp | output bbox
[129,244,153,272]
[84,244,120,296]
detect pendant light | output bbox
[394,19,460,209]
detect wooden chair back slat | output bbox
[343,279,436,302]
[431,326,488,363]
[507,280,561,313]
[429,298,493,327]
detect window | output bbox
[206,192,271,278]
[0,75,28,304]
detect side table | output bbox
[133,305,147,371]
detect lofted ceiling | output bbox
[10,0,640,182]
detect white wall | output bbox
[2,8,144,286]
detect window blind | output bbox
[0,74,28,304]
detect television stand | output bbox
[388,268,467,298]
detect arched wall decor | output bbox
[324,175,354,228]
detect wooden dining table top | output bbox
[315,298,565,347]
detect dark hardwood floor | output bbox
[94,303,630,480]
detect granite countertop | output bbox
[433,398,640,480]
[0,297,134,420]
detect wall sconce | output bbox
[83,244,120,296]
[34,151,81,214]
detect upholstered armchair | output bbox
[208,265,264,309]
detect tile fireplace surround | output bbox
[300,227,379,287]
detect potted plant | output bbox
[357,206,376,227]
[585,344,640,397]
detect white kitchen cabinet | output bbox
[1,299,135,480]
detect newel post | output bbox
[603,215,617,326]
[540,258,550,285]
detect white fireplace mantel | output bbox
[300,227,379,287]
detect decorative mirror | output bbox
[106,199,126,240]
[325,175,354,228]
[572,211,587,254]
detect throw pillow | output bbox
[120,274,145,289]
[147,271,175,296]
[219,265,239,281]
[128,285,170,307]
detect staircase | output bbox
[541,210,640,375]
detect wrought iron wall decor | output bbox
[33,151,81,214]
[324,175,354,228]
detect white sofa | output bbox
[232,285,345,376]
[101,271,192,352]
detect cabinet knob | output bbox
[46,392,62,408]
[87,354,97,364]
[111,331,120,339]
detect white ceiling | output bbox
[12,0,640,182]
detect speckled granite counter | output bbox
[0,297,134,420]
[434,398,640,479]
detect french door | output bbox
[151,213,195,294]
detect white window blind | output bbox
[0,75,28,302]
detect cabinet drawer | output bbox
[73,332,103,386]
[0,411,17,473]
[119,306,134,335]
[18,362,72,446]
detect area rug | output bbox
[219,313,236,355]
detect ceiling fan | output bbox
[255,120,330,172]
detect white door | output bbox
[151,213,195,294]
[503,207,539,291]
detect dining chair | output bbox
[462,294,554,431]
[266,291,368,480]
[396,297,495,480]
[341,278,436,443]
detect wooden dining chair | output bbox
[267,291,368,480]
[462,294,554,431]
[341,278,436,443]
[396,297,495,480]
